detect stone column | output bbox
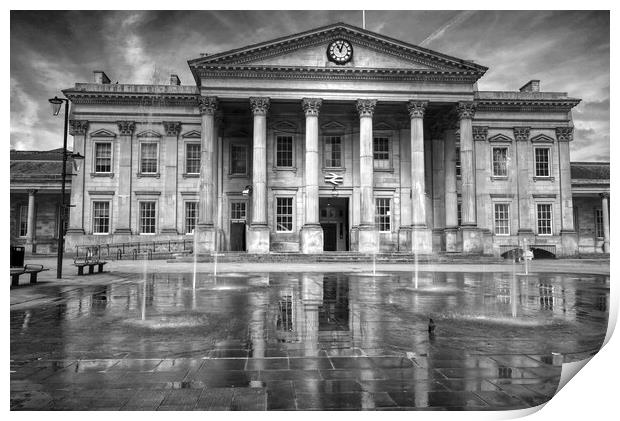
[444,128,459,252]
[457,102,482,253]
[407,100,432,253]
[247,97,271,253]
[161,121,181,234]
[195,97,218,253]
[557,127,578,255]
[25,189,37,253]
[300,98,324,254]
[356,99,379,253]
[115,121,135,234]
[66,120,88,235]
[514,126,534,246]
[601,193,610,253]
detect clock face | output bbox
[327,39,353,64]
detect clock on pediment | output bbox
[327,39,353,64]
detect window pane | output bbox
[140,201,156,234]
[95,143,112,173]
[373,137,390,170]
[276,136,293,167]
[324,136,342,167]
[493,147,508,176]
[185,202,198,234]
[231,144,247,174]
[186,143,201,174]
[457,203,462,226]
[19,205,28,237]
[231,202,246,220]
[375,198,391,232]
[141,143,158,173]
[595,209,604,238]
[276,197,293,231]
[537,204,552,235]
[92,201,110,234]
[535,148,550,177]
[494,203,510,235]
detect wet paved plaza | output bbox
[11,270,609,410]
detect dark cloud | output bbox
[10,10,609,161]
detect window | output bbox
[139,201,156,234]
[537,204,552,235]
[230,144,248,175]
[375,198,391,232]
[94,142,112,173]
[494,203,510,235]
[373,137,390,170]
[276,136,293,167]
[324,136,342,168]
[457,202,462,226]
[185,143,201,174]
[140,143,158,174]
[19,205,28,237]
[455,146,461,177]
[534,148,550,177]
[231,202,246,221]
[276,197,293,232]
[595,209,604,238]
[184,202,198,234]
[92,201,110,234]
[492,147,508,177]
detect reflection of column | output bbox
[457,102,481,253]
[300,98,324,253]
[115,121,135,234]
[249,283,268,358]
[162,121,181,233]
[67,120,88,234]
[301,274,323,355]
[408,101,432,253]
[601,193,610,253]
[196,97,217,253]
[356,99,379,253]
[557,127,578,256]
[25,190,37,253]
[247,97,270,253]
[444,128,458,252]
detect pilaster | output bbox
[161,121,181,234]
[67,120,88,235]
[115,120,135,234]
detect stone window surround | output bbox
[321,126,346,171]
[92,140,114,176]
[137,199,158,235]
[138,140,160,177]
[372,130,394,172]
[375,196,392,233]
[184,141,201,175]
[492,201,511,236]
[533,145,553,180]
[274,195,295,233]
[535,202,554,236]
[273,132,297,171]
[91,199,112,235]
[183,200,199,235]
[229,141,250,177]
[18,204,29,237]
[490,144,510,179]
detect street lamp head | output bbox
[71,152,85,173]
[49,96,64,116]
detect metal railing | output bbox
[75,239,194,261]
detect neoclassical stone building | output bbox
[61,22,586,256]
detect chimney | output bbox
[170,74,181,86]
[93,70,111,84]
[519,80,540,92]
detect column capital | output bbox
[163,121,182,137]
[69,120,89,136]
[198,96,218,115]
[472,126,488,141]
[27,189,38,196]
[513,127,531,141]
[356,99,377,118]
[250,97,270,116]
[302,98,322,117]
[117,121,135,136]
[555,126,574,142]
[600,192,610,199]
[456,102,476,120]
[407,100,428,118]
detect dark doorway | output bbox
[319,197,349,251]
[229,201,247,251]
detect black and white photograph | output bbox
[9,7,613,414]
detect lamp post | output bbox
[49,96,84,278]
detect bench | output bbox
[74,257,107,276]
[10,264,49,287]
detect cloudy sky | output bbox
[10,10,609,161]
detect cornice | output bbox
[64,91,200,107]
[476,99,580,112]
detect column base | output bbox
[445,227,459,252]
[300,224,324,254]
[411,226,432,254]
[247,224,270,254]
[398,226,411,252]
[560,230,579,256]
[462,226,483,253]
[358,224,379,254]
[195,223,217,253]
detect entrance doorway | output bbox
[229,201,247,251]
[319,197,349,251]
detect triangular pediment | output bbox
[531,134,554,143]
[189,23,487,77]
[89,129,116,138]
[271,121,297,132]
[136,129,162,138]
[182,130,201,138]
[488,134,513,143]
[321,121,346,131]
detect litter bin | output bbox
[10,246,25,268]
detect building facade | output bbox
[58,23,589,256]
